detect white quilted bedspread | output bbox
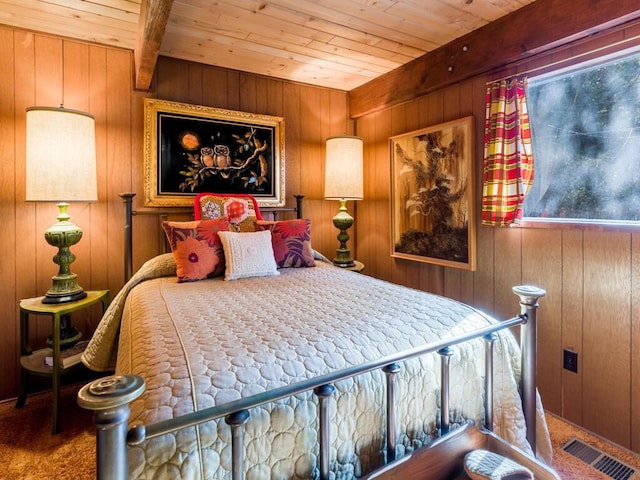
[83,254,552,479]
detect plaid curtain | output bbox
[481,78,534,226]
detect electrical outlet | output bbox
[563,349,578,373]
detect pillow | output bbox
[464,449,533,480]
[255,219,316,268]
[162,219,229,282]
[218,230,280,281]
[194,193,263,232]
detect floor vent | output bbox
[562,438,637,480]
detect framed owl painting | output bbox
[143,98,285,207]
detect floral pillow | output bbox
[162,218,229,282]
[255,219,316,268]
[194,193,263,232]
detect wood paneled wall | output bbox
[1,21,638,456]
[354,23,640,453]
[0,27,136,401]
[0,25,348,402]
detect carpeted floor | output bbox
[545,412,640,479]
[1,385,639,479]
[0,384,94,480]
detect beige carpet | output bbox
[545,412,640,479]
[0,384,94,480]
[1,385,639,479]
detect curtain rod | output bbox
[487,31,640,84]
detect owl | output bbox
[200,147,214,167]
[213,144,231,168]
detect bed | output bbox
[78,193,555,480]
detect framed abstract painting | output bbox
[390,116,476,270]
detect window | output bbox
[524,51,640,223]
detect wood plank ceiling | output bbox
[0,0,536,91]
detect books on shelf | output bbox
[44,340,89,368]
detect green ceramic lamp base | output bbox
[42,203,86,303]
[332,199,355,268]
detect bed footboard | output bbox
[78,286,545,480]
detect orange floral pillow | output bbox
[255,219,315,268]
[194,193,263,232]
[162,219,229,282]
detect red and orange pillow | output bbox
[162,218,229,282]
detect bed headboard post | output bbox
[120,193,135,283]
[513,285,546,456]
[294,194,304,219]
[77,375,145,480]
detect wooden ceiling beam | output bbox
[349,0,640,118]
[134,0,174,91]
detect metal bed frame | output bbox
[78,194,545,480]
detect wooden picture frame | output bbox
[143,98,285,207]
[390,116,476,270]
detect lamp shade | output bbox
[25,106,98,202]
[324,135,364,200]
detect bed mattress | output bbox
[83,254,552,479]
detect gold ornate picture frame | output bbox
[143,98,285,207]
[390,116,476,270]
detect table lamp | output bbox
[25,106,98,311]
[324,135,364,268]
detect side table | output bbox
[345,260,365,273]
[15,289,109,434]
